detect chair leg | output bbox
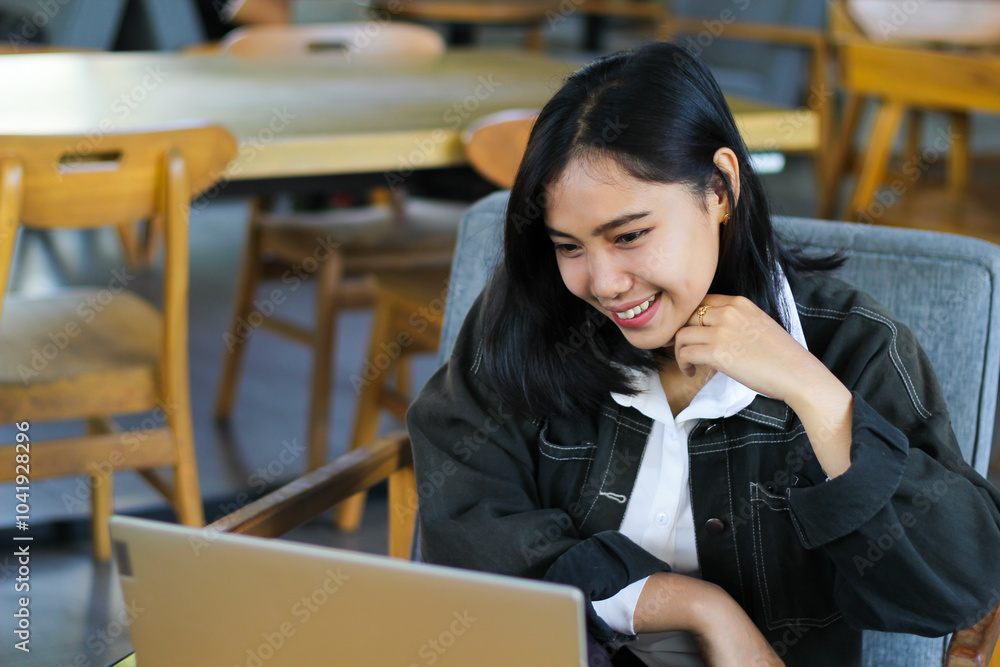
[396,356,411,401]
[215,205,266,424]
[86,417,114,561]
[948,111,971,197]
[90,469,113,561]
[847,100,905,222]
[903,109,924,168]
[116,223,143,271]
[335,288,395,532]
[306,251,344,472]
[388,466,417,560]
[142,213,163,266]
[168,392,206,527]
[819,94,863,220]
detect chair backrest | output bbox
[437,191,1000,665]
[219,22,445,61]
[0,124,234,231]
[0,123,236,336]
[462,109,537,190]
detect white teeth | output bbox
[614,293,657,320]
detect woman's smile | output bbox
[607,291,660,328]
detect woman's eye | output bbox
[555,243,581,256]
[616,229,648,245]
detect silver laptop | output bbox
[109,516,588,666]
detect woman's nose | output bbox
[589,252,632,299]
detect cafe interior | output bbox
[2,0,1000,664]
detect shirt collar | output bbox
[610,267,806,425]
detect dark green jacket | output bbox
[407,269,1000,667]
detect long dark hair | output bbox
[480,42,840,419]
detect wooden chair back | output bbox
[0,123,236,325]
[220,22,446,61]
[461,109,537,189]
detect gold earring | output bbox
[722,213,730,225]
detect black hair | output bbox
[479,42,842,419]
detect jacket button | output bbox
[705,518,726,534]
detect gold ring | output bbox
[697,305,712,326]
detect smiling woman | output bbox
[407,42,1000,667]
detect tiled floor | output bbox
[3,18,1000,666]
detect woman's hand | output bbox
[672,295,810,402]
[672,295,854,478]
[634,573,784,667]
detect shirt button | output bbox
[705,518,726,534]
[656,512,669,525]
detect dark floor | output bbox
[3,19,1000,666]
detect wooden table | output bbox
[0,49,818,184]
[0,49,573,181]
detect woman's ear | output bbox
[712,147,740,214]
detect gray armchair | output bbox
[215,191,1000,666]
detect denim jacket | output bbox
[407,269,1000,667]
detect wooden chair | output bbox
[461,109,538,190]
[0,123,236,560]
[214,22,467,474]
[332,269,447,531]
[820,0,1000,237]
[331,110,527,531]
[215,191,1000,666]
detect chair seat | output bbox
[0,288,161,421]
[258,198,465,269]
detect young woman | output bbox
[407,42,1000,667]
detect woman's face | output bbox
[545,155,728,351]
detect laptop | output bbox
[109,516,588,666]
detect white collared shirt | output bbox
[591,273,806,666]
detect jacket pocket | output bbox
[537,420,597,462]
[749,481,842,631]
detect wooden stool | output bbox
[335,268,449,533]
